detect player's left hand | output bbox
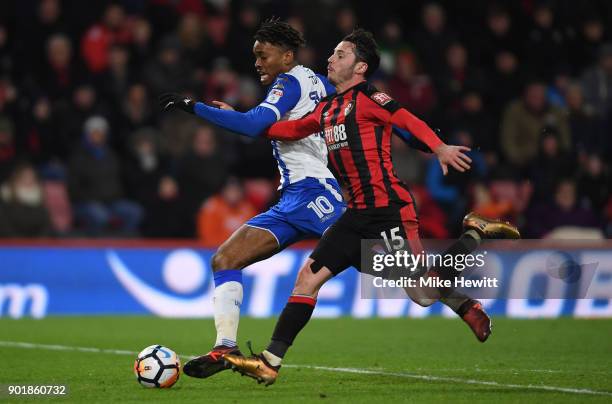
[434,144,472,175]
[159,93,195,114]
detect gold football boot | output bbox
[462,212,521,239]
[224,353,279,386]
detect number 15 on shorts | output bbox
[381,227,405,251]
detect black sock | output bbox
[432,231,481,281]
[428,231,481,301]
[266,295,316,359]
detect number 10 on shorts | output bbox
[307,196,335,219]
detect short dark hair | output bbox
[254,18,305,54]
[342,29,380,78]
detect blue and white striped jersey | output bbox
[259,65,336,188]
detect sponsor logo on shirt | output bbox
[324,124,349,150]
[371,92,393,106]
[266,88,284,104]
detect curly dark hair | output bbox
[342,28,380,78]
[253,18,306,53]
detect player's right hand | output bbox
[159,93,195,114]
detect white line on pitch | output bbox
[1,340,610,397]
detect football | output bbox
[133,345,181,388]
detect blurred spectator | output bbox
[145,175,183,237]
[473,4,523,69]
[571,16,607,75]
[129,17,153,71]
[42,34,80,101]
[177,12,217,70]
[546,69,572,108]
[580,43,612,118]
[528,129,574,203]
[413,2,455,76]
[204,58,240,105]
[144,35,195,96]
[69,116,143,236]
[80,3,131,74]
[564,82,605,157]
[60,83,111,148]
[235,78,261,112]
[227,5,261,74]
[377,19,408,75]
[123,128,167,204]
[471,182,514,222]
[0,117,17,182]
[20,96,63,164]
[116,83,155,154]
[388,51,437,118]
[391,135,426,186]
[500,81,571,173]
[525,2,570,81]
[577,154,609,212]
[0,163,52,237]
[16,0,67,76]
[0,24,13,78]
[525,179,600,238]
[122,128,179,237]
[446,90,497,160]
[434,42,485,115]
[176,125,228,236]
[472,178,532,225]
[426,130,486,234]
[99,45,134,102]
[487,50,525,117]
[197,178,257,246]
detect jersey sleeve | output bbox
[392,126,434,153]
[259,73,302,120]
[389,108,443,151]
[317,74,336,97]
[193,103,278,137]
[264,101,325,141]
[360,86,444,151]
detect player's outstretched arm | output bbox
[264,109,322,141]
[158,93,277,138]
[392,126,438,153]
[389,108,471,175]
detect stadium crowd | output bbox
[0,0,610,241]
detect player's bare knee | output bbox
[211,249,238,272]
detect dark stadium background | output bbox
[0,0,609,241]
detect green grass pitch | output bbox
[0,317,611,403]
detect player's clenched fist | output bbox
[158,93,195,114]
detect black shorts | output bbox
[310,204,423,275]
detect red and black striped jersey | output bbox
[265,81,443,210]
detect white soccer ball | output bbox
[134,345,181,388]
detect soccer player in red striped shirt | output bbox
[225,29,519,385]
